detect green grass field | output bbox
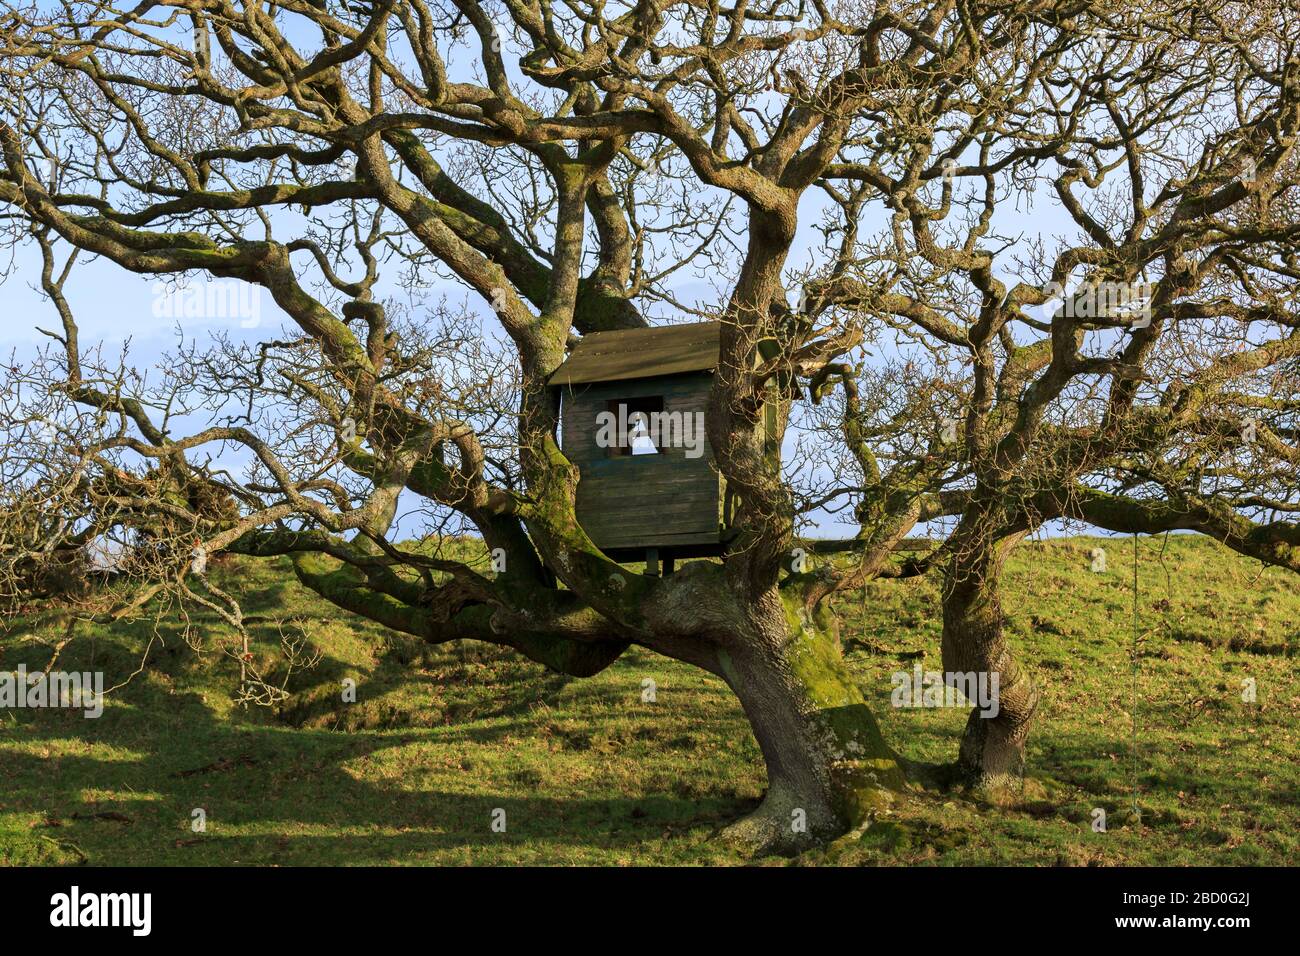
[2,534,1296,866]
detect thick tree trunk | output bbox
[941,531,1039,791]
[711,589,907,852]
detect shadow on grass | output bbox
[1,629,751,865]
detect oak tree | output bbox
[1,0,1297,848]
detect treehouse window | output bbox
[604,396,663,457]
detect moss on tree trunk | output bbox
[712,589,908,853]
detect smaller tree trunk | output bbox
[941,532,1039,791]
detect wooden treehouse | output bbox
[549,321,772,573]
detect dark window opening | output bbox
[605,396,663,457]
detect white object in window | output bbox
[628,411,659,455]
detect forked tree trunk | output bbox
[941,531,1039,791]
[710,590,907,852]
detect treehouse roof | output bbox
[548,321,721,387]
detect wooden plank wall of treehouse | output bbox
[558,374,723,564]
[549,322,735,574]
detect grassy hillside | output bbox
[1,534,1297,866]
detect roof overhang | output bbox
[547,321,720,387]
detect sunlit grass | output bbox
[1,534,1295,865]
